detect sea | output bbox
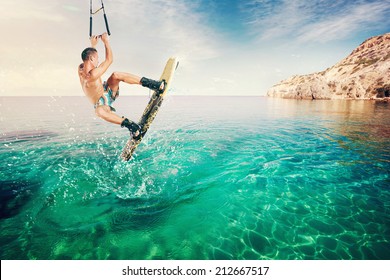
[0,96,389,260]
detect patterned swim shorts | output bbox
[94,81,119,112]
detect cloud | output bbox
[0,1,67,22]
[243,0,314,39]
[298,1,390,42]
[110,0,223,62]
[243,0,390,43]
[0,0,226,96]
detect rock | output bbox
[267,33,390,100]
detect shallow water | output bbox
[0,96,389,259]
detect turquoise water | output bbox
[0,96,389,260]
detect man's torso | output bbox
[78,63,104,104]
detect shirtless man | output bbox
[78,33,165,136]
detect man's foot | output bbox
[140,77,166,95]
[121,118,141,137]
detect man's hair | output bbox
[81,47,97,61]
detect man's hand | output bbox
[100,32,109,44]
[90,35,100,48]
[86,31,112,82]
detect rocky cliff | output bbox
[267,33,390,100]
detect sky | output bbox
[0,0,389,96]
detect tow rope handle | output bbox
[89,0,111,38]
[89,1,93,37]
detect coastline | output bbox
[267,96,390,102]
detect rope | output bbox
[89,0,111,37]
[92,7,103,15]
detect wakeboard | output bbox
[121,57,179,161]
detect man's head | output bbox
[81,47,99,68]
[81,47,98,62]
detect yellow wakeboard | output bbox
[121,57,179,161]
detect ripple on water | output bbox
[1,97,389,260]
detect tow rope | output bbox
[89,0,111,37]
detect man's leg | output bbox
[107,72,141,93]
[107,72,164,93]
[95,105,123,125]
[95,105,141,136]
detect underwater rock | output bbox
[0,180,40,219]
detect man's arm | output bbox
[90,35,99,48]
[88,33,113,81]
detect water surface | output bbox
[0,96,389,259]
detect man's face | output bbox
[90,52,99,68]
